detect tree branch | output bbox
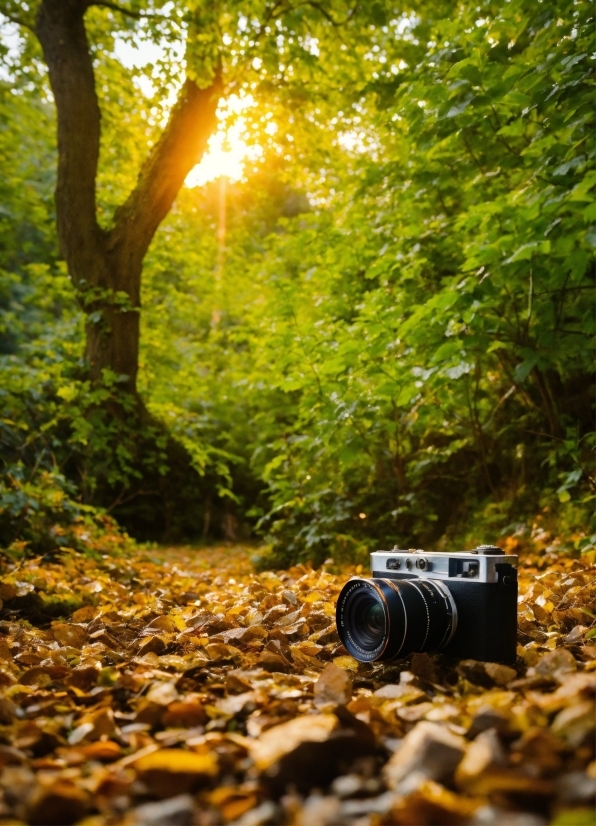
[304,0,358,27]
[109,71,222,271]
[91,1,169,22]
[0,8,35,31]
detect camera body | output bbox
[337,545,518,664]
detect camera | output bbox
[336,545,518,664]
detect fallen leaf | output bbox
[314,663,352,708]
[383,721,466,794]
[134,748,218,796]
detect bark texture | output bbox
[34,0,221,392]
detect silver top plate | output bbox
[370,550,518,584]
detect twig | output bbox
[91,1,169,21]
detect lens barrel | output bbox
[336,577,457,662]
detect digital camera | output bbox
[336,545,518,664]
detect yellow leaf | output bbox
[303,590,325,603]
[332,655,359,672]
[135,749,218,776]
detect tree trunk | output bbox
[34,0,221,394]
[86,304,141,390]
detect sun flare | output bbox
[185,94,265,187]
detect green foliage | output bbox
[0,0,594,562]
[243,0,596,564]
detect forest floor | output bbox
[0,542,593,826]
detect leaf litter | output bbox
[0,543,593,826]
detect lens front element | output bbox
[336,577,457,662]
[339,580,388,660]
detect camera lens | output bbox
[339,582,388,659]
[336,577,457,662]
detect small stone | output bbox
[146,681,179,706]
[455,729,507,793]
[232,801,278,826]
[425,703,460,723]
[68,722,94,745]
[397,702,434,722]
[383,721,466,794]
[484,662,517,686]
[296,794,341,826]
[470,805,547,825]
[457,659,493,686]
[314,663,352,708]
[249,711,376,795]
[535,648,577,678]
[556,771,596,805]
[132,794,195,826]
[564,625,588,644]
[331,774,365,798]
[341,791,397,818]
[551,700,595,748]
[374,683,409,699]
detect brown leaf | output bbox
[19,665,68,686]
[314,663,352,708]
[28,779,90,826]
[76,740,123,761]
[71,606,97,623]
[65,665,99,691]
[0,640,13,662]
[146,615,178,633]
[389,779,483,825]
[0,583,17,600]
[249,714,338,771]
[0,744,28,767]
[138,635,167,656]
[510,727,564,773]
[52,623,87,648]
[163,701,207,728]
[205,643,243,664]
[410,652,439,683]
[258,651,292,672]
[225,671,253,694]
[275,608,303,628]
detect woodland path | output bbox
[0,544,593,825]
